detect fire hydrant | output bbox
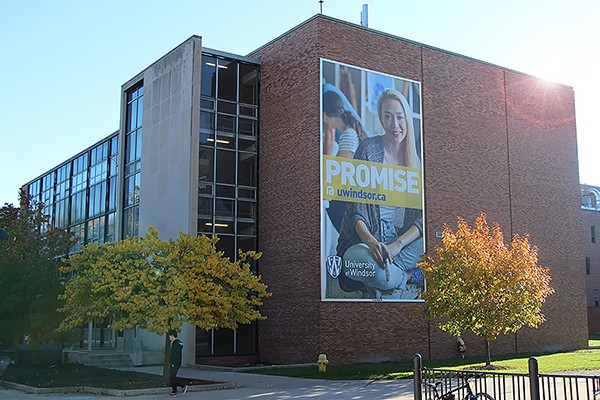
[317,354,329,372]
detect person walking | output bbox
[168,330,188,396]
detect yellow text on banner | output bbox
[322,155,423,209]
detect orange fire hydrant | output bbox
[317,354,329,372]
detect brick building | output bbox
[581,185,600,333]
[23,14,587,366]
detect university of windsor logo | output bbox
[326,255,342,278]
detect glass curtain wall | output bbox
[25,134,119,251]
[196,53,259,359]
[122,84,143,238]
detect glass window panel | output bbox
[123,206,139,238]
[200,131,215,146]
[238,152,256,186]
[215,149,236,185]
[55,199,69,228]
[238,136,256,152]
[198,197,213,217]
[200,98,215,110]
[198,182,213,196]
[195,328,211,357]
[237,187,256,200]
[70,224,86,254]
[28,180,41,201]
[239,64,258,105]
[216,133,235,150]
[198,218,214,234]
[215,235,235,261]
[86,217,105,246]
[127,133,136,164]
[214,198,234,218]
[237,220,255,236]
[71,191,86,223]
[108,176,117,211]
[217,59,237,101]
[105,213,116,243]
[213,328,234,356]
[124,174,140,206]
[237,236,257,253]
[217,114,236,133]
[110,136,119,156]
[128,101,137,133]
[216,185,235,198]
[214,219,234,235]
[217,101,236,115]
[135,128,142,160]
[237,200,256,219]
[109,154,118,177]
[239,106,256,118]
[199,147,214,183]
[235,322,257,355]
[200,111,215,131]
[201,56,217,97]
[137,96,143,128]
[238,118,256,136]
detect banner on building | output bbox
[321,59,425,302]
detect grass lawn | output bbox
[590,334,600,347]
[3,364,211,389]
[246,348,600,380]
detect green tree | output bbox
[58,227,270,378]
[0,196,73,347]
[418,212,554,367]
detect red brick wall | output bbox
[252,16,587,364]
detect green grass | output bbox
[590,333,600,347]
[3,364,211,389]
[246,348,600,380]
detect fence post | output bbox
[413,353,423,400]
[528,356,540,400]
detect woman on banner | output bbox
[322,87,368,234]
[336,88,424,299]
[322,89,367,158]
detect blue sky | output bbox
[1,0,598,206]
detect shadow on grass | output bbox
[3,364,211,389]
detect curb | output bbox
[5,380,238,396]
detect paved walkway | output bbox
[1,365,415,399]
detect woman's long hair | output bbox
[376,88,421,169]
[323,91,366,140]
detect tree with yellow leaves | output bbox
[418,212,554,367]
[58,227,270,377]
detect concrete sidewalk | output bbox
[1,365,415,399]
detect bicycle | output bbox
[423,372,495,400]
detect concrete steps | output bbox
[79,351,134,368]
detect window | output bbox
[586,257,591,275]
[70,154,88,225]
[592,225,596,244]
[123,83,143,238]
[595,289,599,307]
[197,53,259,359]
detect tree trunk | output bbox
[485,338,492,367]
[163,333,170,385]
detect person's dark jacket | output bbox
[170,338,183,369]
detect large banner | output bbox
[321,59,425,302]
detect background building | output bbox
[581,184,600,333]
[23,14,588,366]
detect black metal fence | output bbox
[413,353,600,400]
